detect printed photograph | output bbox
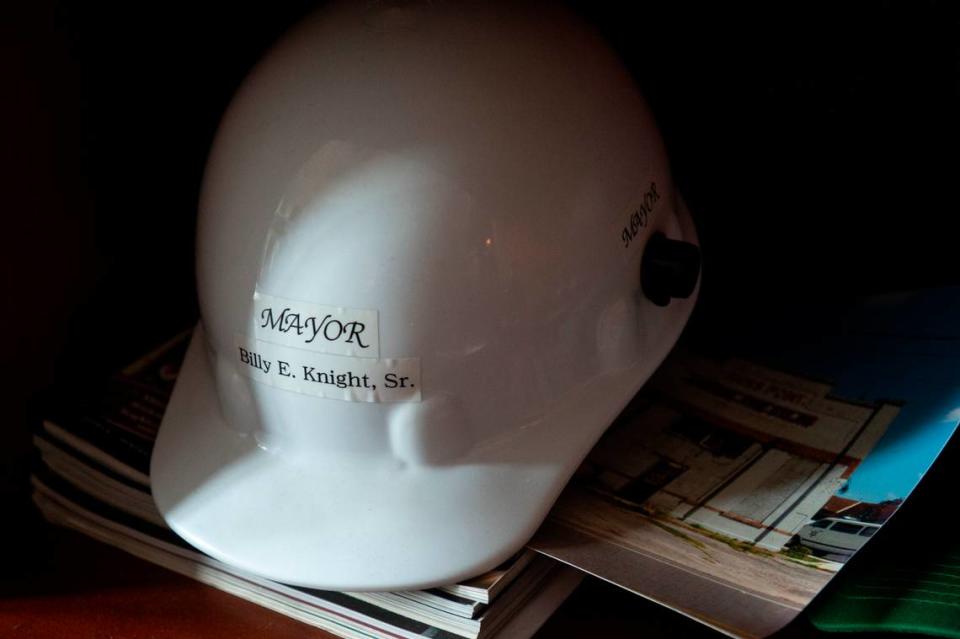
[533,288,960,638]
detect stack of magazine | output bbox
[31,288,960,638]
[30,332,582,639]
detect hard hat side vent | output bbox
[641,233,702,307]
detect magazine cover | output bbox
[532,287,960,637]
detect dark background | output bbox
[2,0,958,632]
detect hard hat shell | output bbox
[151,1,700,590]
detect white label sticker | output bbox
[252,291,379,358]
[235,335,421,403]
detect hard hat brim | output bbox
[151,195,699,590]
[150,325,592,590]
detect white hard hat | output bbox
[150,1,701,590]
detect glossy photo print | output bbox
[532,287,960,638]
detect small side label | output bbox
[252,290,379,358]
[620,181,660,250]
[235,335,421,403]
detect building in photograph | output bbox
[582,357,901,551]
[815,495,903,524]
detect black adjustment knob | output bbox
[641,232,701,307]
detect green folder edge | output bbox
[807,431,960,638]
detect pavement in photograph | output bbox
[530,487,836,638]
